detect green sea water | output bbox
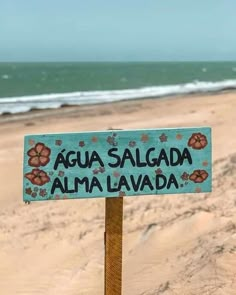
[1,62,236,98]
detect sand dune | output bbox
[0,92,236,294]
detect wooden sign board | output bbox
[23,128,211,202]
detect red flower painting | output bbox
[181,172,189,181]
[79,141,85,147]
[25,169,50,186]
[159,133,168,142]
[188,133,208,150]
[27,142,51,167]
[189,170,208,183]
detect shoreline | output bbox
[1,77,236,117]
[0,89,235,124]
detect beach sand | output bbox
[0,92,236,295]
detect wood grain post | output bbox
[105,196,123,295]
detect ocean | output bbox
[0,61,236,115]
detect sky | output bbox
[0,0,236,62]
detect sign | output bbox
[22,127,212,295]
[23,128,212,202]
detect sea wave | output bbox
[0,79,236,115]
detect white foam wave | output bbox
[1,74,10,80]
[0,79,236,115]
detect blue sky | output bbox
[0,0,235,61]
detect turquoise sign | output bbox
[23,128,212,202]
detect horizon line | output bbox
[0,60,236,63]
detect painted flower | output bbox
[91,136,98,143]
[27,142,51,167]
[31,192,37,198]
[176,134,183,140]
[79,141,85,147]
[188,133,208,150]
[155,168,163,175]
[113,171,120,178]
[28,139,35,146]
[141,134,149,142]
[99,166,105,173]
[107,136,117,146]
[93,168,99,175]
[25,169,50,186]
[129,141,136,147]
[39,189,47,197]
[181,172,189,181]
[189,169,208,183]
[159,133,168,142]
[55,140,62,146]
[58,171,64,177]
[25,187,32,195]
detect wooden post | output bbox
[105,197,123,295]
